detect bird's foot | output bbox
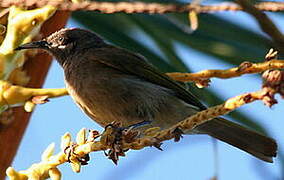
[126,120,152,129]
[64,143,90,165]
[172,127,184,142]
[101,121,140,164]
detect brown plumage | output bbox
[16,28,277,163]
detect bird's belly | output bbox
[66,77,198,130]
[66,81,108,126]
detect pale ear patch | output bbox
[58,45,67,49]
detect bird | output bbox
[16,28,277,163]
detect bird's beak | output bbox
[15,40,49,51]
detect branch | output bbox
[5,86,279,180]
[167,59,284,84]
[0,80,68,116]
[0,1,284,13]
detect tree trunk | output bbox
[0,11,70,180]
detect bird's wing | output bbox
[90,45,206,110]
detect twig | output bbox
[0,80,68,117]
[167,59,284,83]
[0,1,284,13]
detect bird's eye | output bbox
[58,37,64,43]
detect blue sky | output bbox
[10,11,284,180]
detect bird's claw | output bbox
[172,127,184,142]
[64,143,90,165]
[101,121,139,164]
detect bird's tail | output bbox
[194,117,277,163]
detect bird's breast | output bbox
[63,60,197,129]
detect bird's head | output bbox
[16,28,105,63]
